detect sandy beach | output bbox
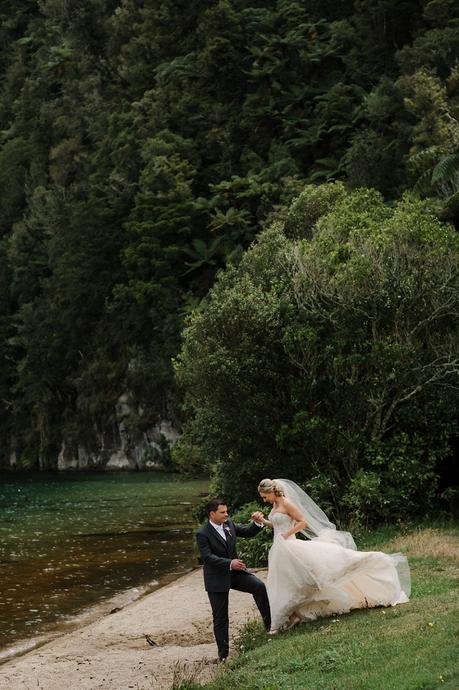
[0,568,266,690]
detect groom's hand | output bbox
[231,559,247,571]
[251,511,264,523]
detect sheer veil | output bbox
[275,478,357,550]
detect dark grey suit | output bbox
[196,518,271,659]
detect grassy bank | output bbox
[176,524,459,690]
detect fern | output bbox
[431,152,459,185]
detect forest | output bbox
[0,0,458,521]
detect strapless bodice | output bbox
[269,511,295,539]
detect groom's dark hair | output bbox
[206,497,226,516]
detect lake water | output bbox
[0,471,208,657]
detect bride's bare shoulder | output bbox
[283,497,306,520]
[282,497,297,512]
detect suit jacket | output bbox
[196,518,263,592]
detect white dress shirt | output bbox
[209,520,228,540]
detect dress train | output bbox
[267,512,410,631]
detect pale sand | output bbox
[0,568,267,690]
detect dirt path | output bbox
[0,569,266,690]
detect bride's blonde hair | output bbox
[258,478,284,497]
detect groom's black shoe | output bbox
[218,655,228,663]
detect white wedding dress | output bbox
[267,511,410,631]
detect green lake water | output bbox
[0,471,208,657]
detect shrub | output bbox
[176,184,459,523]
[231,502,272,567]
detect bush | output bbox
[176,184,459,523]
[170,435,210,476]
[231,502,272,567]
[283,181,346,239]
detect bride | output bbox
[255,478,410,634]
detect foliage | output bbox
[177,185,459,523]
[0,1,458,467]
[404,68,459,224]
[170,435,210,477]
[175,224,295,506]
[282,181,346,239]
[231,502,272,567]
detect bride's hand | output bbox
[281,533,289,540]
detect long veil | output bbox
[275,478,357,550]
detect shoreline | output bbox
[0,572,171,665]
[0,567,267,690]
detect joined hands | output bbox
[251,511,265,523]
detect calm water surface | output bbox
[0,472,208,653]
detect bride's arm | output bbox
[251,510,273,528]
[259,516,273,528]
[281,499,307,538]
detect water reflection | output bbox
[0,472,207,651]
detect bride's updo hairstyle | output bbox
[258,478,285,496]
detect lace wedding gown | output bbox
[267,511,410,631]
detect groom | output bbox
[196,498,271,661]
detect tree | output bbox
[176,184,459,522]
[1,0,459,469]
[286,189,459,520]
[175,224,295,505]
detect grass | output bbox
[176,523,459,690]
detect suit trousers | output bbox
[207,570,271,659]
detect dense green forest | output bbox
[0,1,458,516]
